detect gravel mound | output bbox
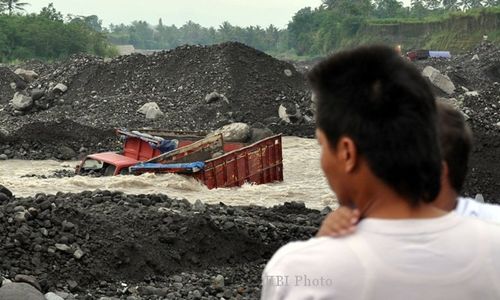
[0,191,321,298]
[415,41,500,202]
[0,42,314,160]
[0,67,24,105]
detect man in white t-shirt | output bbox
[316,102,500,239]
[261,46,500,300]
[455,197,500,221]
[432,101,500,221]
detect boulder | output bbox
[10,92,33,111]
[14,211,28,222]
[263,116,280,125]
[45,292,64,300]
[465,91,479,97]
[250,127,274,143]
[212,275,225,290]
[55,243,72,253]
[461,111,470,121]
[210,123,251,142]
[0,154,7,160]
[0,283,45,300]
[30,89,45,101]
[137,102,164,120]
[58,146,76,160]
[278,103,302,123]
[0,193,9,203]
[310,93,318,113]
[422,66,456,95]
[283,69,293,77]
[14,69,38,82]
[52,83,68,94]
[0,185,12,197]
[14,275,41,292]
[73,249,85,260]
[278,104,290,123]
[437,97,461,110]
[205,91,229,104]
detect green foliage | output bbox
[38,3,62,21]
[284,0,500,56]
[0,4,116,62]
[104,1,499,59]
[107,19,289,54]
[373,0,409,18]
[0,0,29,15]
[2,0,499,62]
[69,15,103,32]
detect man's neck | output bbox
[361,199,446,219]
[433,184,459,212]
[353,178,447,219]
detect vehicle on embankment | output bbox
[406,50,451,61]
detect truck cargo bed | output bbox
[194,135,283,189]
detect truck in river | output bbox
[76,129,283,189]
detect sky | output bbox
[25,0,322,29]
[25,0,413,29]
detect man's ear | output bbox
[337,136,358,173]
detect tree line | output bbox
[1,0,499,61]
[289,0,500,55]
[108,20,289,54]
[0,2,116,62]
[107,0,499,56]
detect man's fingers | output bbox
[317,207,360,238]
[350,209,361,224]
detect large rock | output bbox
[58,146,76,160]
[422,66,456,95]
[0,193,9,203]
[250,127,274,143]
[30,89,45,101]
[278,103,302,123]
[0,184,12,197]
[10,92,33,111]
[210,123,251,142]
[45,292,64,300]
[212,274,225,290]
[0,282,45,300]
[437,97,461,110]
[52,83,68,94]
[14,68,38,82]
[205,91,229,104]
[14,274,41,292]
[137,102,164,120]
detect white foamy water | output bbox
[0,137,337,209]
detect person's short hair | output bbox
[308,45,442,205]
[437,102,473,192]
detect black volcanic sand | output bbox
[414,42,500,202]
[0,191,324,299]
[0,42,314,161]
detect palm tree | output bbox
[1,0,29,15]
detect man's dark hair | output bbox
[437,102,473,192]
[308,45,442,205]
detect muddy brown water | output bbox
[0,137,338,210]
